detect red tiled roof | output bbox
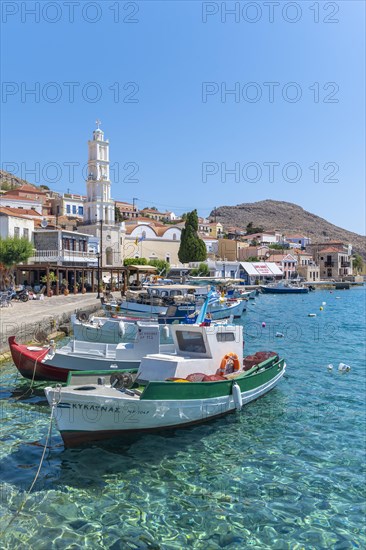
[319,247,342,253]
[0,207,41,218]
[0,196,41,203]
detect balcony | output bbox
[341,261,351,267]
[29,250,98,265]
[324,261,334,267]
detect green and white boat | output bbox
[45,295,286,447]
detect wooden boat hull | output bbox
[8,336,147,382]
[8,336,69,382]
[260,286,309,294]
[45,358,285,447]
[104,300,245,320]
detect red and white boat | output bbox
[8,322,174,383]
[8,336,69,382]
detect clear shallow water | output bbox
[0,288,365,549]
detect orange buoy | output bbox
[219,352,240,376]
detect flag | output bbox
[134,234,145,245]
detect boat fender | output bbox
[162,325,170,339]
[118,321,125,337]
[232,382,242,411]
[262,322,266,328]
[219,353,240,376]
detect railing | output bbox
[29,250,98,263]
[324,261,334,267]
[341,262,351,267]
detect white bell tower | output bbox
[85,120,115,224]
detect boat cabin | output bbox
[137,323,243,382]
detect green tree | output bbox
[123,257,148,267]
[246,222,264,235]
[269,243,286,250]
[178,210,207,263]
[0,237,34,290]
[246,256,259,262]
[150,259,170,277]
[352,253,364,274]
[115,204,124,223]
[190,262,210,277]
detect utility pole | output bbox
[133,197,138,212]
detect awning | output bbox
[127,265,157,271]
[240,262,283,276]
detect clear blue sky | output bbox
[1,1,365,234]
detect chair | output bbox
[34,286,46,300]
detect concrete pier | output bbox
[0,294,102,354]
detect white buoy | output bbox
[232,382,243,411]
[308,313,317,317]
[322,302,326,306]
[276,332,284,338]
[327,364,333,371]
[338,363,351,372]
[162,325,170,339]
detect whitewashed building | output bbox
[0,208,35,240]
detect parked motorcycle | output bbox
[10,288,29,302]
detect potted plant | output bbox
[80,277,87,294]
[41,271,57,297]
[62,278,69,296]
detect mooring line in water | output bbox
[14,349,49,401]
[2,385,62,535]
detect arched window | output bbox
[106,247,113,265]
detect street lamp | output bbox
[96,217,103,299]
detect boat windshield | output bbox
[176,331,206,354]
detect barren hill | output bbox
[210,200,366,258]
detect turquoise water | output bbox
[1,288,365,549]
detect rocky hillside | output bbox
[211,200,366,258]
[0,170,49,191]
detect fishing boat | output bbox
[71,313,177,344]
[103,285,246,320]
[260,281,309,294]
[44,295,286,447]
[71,313,146,344]
[8,322,175,383]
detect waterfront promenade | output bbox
[0,294,101,354]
